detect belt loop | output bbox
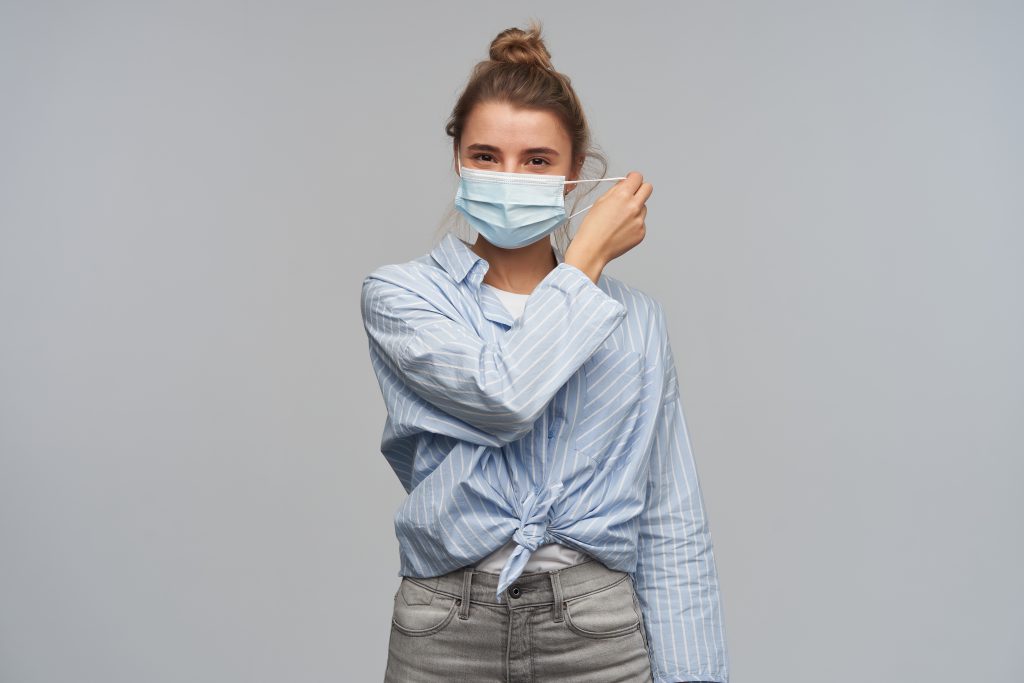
[459,569,474,620]
[549,570,564,622]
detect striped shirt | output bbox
[474,283,595,574]
[360,231,729,683]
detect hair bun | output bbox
[489,20,554,70]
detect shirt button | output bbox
[547,429,555,439]
[508,585,522,598]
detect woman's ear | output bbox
[565,156,585,194]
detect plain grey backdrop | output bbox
[2,1,1021,681]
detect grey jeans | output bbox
[384,557,654,682]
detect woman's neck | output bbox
[470,237,558,294]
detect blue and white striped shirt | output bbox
[360,231,729,683]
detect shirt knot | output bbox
[494,482,564,601]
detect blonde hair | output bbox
[435,18,610,254]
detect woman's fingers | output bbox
[634,181,653,205]
[616,171,644,195]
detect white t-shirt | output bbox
[474,283,592,574]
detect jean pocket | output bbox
[562,575,642,639]
[627,577,652,654]
[391,577,459,637]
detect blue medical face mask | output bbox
[454,156,627,249]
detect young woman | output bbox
[361,20,729,683]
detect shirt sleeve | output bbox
[630,302,730,683]
[360,261,628,446]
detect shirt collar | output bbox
[431,231,565,285]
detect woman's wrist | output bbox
[563,242,607,285]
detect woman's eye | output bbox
[528,158,550,166]
[472,153,495,163]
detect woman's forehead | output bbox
[463,101,571,151]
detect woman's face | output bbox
[456,101,579,188]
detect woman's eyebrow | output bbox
[467,143,560,156]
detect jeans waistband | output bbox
[403,558,632,612]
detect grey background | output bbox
[1,1,1021,681]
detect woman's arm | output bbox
[631,302,730,683]
[361,260,627,446]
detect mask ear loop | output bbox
[564,176,629,220]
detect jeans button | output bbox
[509,585,522,598]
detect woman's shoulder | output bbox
[598,271,664,326]
[595,272,670,359]
[360,253,466,324]
[362,253,456,294]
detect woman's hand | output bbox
[563,172,652,282]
